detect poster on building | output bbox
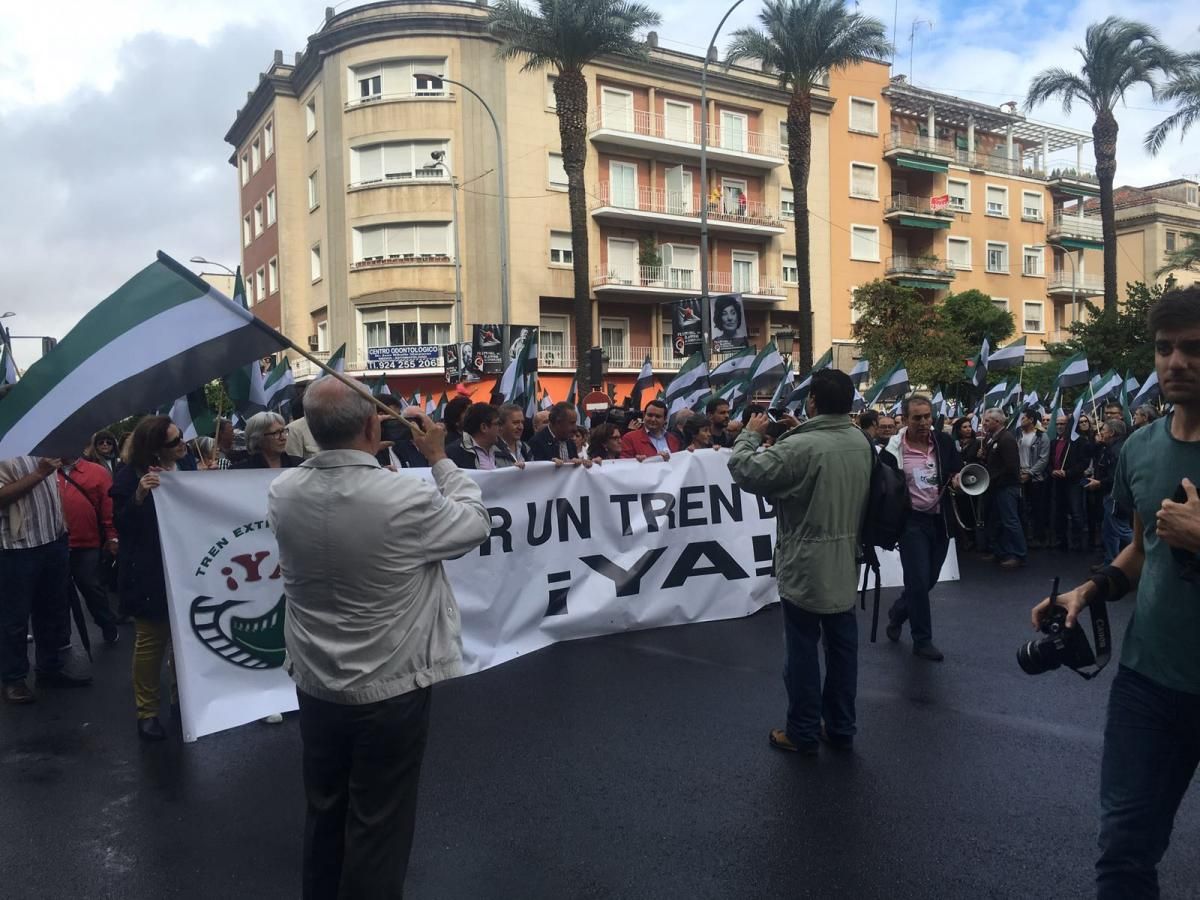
[443,342,482,383]
[710,294,748,354]
[472,324,505,374]
[671,298,704,358]
[507,326,537,365]
[366,345,440,370]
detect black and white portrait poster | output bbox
[710,294,748,354]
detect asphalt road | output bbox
[3,550,1198,899]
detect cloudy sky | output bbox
[1,0,1196,365]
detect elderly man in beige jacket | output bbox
[269,376,490,900]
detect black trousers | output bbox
[297,686,432,900]
[68,548,118,631]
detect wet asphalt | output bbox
[2,550,1198,900]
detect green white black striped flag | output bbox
[708,347,755,390]
[664,352,709,417]
[984,380,1008,408]
[716,376,750,417]
[170,388,215,442]
[0,324,18,386]
[988,337,1025,371]
[222,268,270,417]
[1131,371,1159,409]
[1054,352,1090,388]
[748,341,787,394]
[316,344,346,379]
[0,251,289,458]
[630,355,654,412]
[848,356,869,388]
[768,370,795,410]
[866,361,910,405]
[264,357,294,412]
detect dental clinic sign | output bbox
[366,344,440,370]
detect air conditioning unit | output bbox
[307,335,319,350]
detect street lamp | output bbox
[415,73,510,339]
[189,256,237,277]
[699,0,748,364]
[0,312,14,320]
[428,151,465,346]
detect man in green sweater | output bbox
[728,369,873,755]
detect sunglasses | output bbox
[162,436,183,449]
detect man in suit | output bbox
[620,400,680,461]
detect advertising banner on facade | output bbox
[710,293,748,354]
[472,324,505,374]
[365,345,440,370]
[153,454,958,742]
[671,299,705,358]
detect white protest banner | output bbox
[154,452,956,742]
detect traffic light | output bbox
[41,337,57,356]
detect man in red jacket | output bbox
[620,400,681,460]
[57,455,119,644]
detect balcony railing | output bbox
[884,131,957,158]
[1048,211,1104,242]
[591,266,786,296]
[1046,164,1099,185]
[595,184,783,229]
[885,255,955,279]
[884,193,955,218]
[350,254,453,271]
[542,344,765,372]
[1047,271,1105,293]
[348,168,448,189]
[591,109,783,159]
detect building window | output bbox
[1021,191,1043,222]
[251,138,261,173]
[311,244,321,282]
[548,152,568,189]
[316,321,328,352]
[360,306,452,349]
[253,201,264,236]
[351,141,449,185]
[779,121,789,152]
[986,241,1009,273]
[848,97,877,133]
[947,179,970,212]
[986,185,1008,217]
[781,187,794,219]
[946,236,971,270]
[550,231,573,266]
[992,297,1010,312]
[600,317,630,367]
[268,257,278,295]
[266,189,276,227]
[255,267,266,302]
[305,98,317,136]
[540,315,569,368]
[349,59,447,104]
[546,75,557,109]
[263,121,273,158]
[308,171,319,210]
[663,100,694,143]
[242,214,252,248]
[662,244,699,288]
[1022,245,1044,277]
[719,110,748,152]
[246,276,255,305]
[1023,301,1044,333]
[851,225,880,262]
[240,151,249,186]
[731,250,759,293]
[783,254,798,284]
[1187,186,1198,205]
[1166,230,1177,252]
[353,222,451,263]
[850,162,877,200]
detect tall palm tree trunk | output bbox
[787,90,814,372]
[1093,110,1120,314]
[555,70,593,386]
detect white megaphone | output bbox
[958,463,990,496]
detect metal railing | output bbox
[1048,211,1104,241]
[1047,272,1104,293]
[884,193,955,218]
[595,183,782,228]
[541,344,761,372]
[348,168,448,189]
[885,255,955,278]
[591,108,784,158]
[591,266,785,295]
[1046,164,1099,184]
[884,131,957,158]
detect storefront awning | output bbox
[896,157,949,173]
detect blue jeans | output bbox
[1101,495,1132,564]
[781,601,857,744]
[889,511,950,646]
[985,485,1027,561]
[0,535,72,684]
[1097,666,1200,899]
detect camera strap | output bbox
[1073,600,1112,680]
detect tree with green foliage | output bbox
[939,289,1015,350]
[851,281,968,388]
[1145,51,1200,154]
[489,0,661,385]
[1054,280,1171,380]
[725,0,891,372]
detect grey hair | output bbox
[194,436,216,458]
[244,411,286,453]
[983,407,1007,424]
[497,402,524,425]
[1135,404,1157,423]
[304,377,375,449]
[1103,418,1128,438]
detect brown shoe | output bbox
[2,681,35,704]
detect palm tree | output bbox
[1146,53,1200,154]
[1025,18,1179,315]
[489,0,660,386]
[1156,233,1200,278]
[725,0,891,372]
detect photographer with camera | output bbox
[1029,286,1200,899]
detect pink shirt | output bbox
[901,433,940,513]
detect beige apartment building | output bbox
[225,0,1102,396]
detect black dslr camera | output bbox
[1018,577,1112,679]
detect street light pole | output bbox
[430,153,465,346]
[418,73,510,341]
[700,0,747,364]
[189,256,237,277]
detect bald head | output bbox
[304,377,377,451]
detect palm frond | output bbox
[1024,68,1091,114]
[489,0,661,73]
[1145,70,1200,153]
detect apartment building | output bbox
[224,0,1098,396]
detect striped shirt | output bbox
[0,456,66,550]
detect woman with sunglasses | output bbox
[109,416,195,741]
[233,412,301,470]
[85,430,119,475]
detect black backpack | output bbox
[858,431,911,641]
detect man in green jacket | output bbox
[728,369,873,755]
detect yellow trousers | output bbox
[132,618,175,719]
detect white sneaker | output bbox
[263,713,284,724]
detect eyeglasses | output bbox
[264,428,289,438]
[162,436,183,449]
[97,439,114,445]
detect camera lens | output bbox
[1017,638,1062,675]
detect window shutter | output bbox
[360,227,385,260]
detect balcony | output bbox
[884,255,956,288]
[1047,211,1104,250]
[1047,271,1104,296]
[541,344,763,373]
[883,132,955,172]
[883,193,955,230]
[347,168,449,191]
[592,266,786,301]
[589,110,784,169]
[350,254,453,271]
[592,184,786,238]
[1045,165,1100,198]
